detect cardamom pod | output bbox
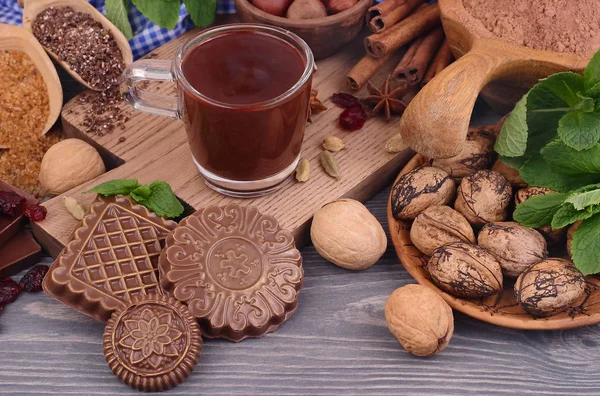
[64,196,85,220]
[295,158,310,182]
[320,151,340,179]
[385,133,407,153]
[323,136,345,152]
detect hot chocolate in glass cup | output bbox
[121,24,314,198]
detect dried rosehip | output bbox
[24,204,47,222]
[331,93,360,108]
[0,278,22,305]
[19,265,49,292]
[0,191,25,217]
[339,104,367,131]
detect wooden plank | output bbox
[33,29,412,256]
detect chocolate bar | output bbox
[43,196,177,321]
[0,230,41,278]
[159,203,303,342]
[0,180,37,247]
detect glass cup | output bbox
[121,24,314,198]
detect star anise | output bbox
[359,76,408,121]
[308,89,327,122]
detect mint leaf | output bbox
[132,0,180,29]
[130,184,152,203]
[495,94,528,157]
[86,179,140,196]
[519,155,600,192]
[141,181,184,218]
[551,203,600,229]
[184,0,216,27]
[584,49,600,94]
[576,93,595,113]
[571,214,600,275]
[541,140,600,175]
[557,111,600,151]
[105,0,133,39]
[565,187,600,210]
[587,82,600,98]
[513,192,569,228]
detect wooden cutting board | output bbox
[32,28,413,258]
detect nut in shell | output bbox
[492,159,527,187]
[410,205,476,256]
[427,242,503,298]
[310,199,387,270]
[454,169,512,227]
[567,221,582,257]
[515,258,586,317]
[385,284,454,357]
[391,166,455,220]
[478,222,547,277]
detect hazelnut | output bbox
[311,199,387,270]
[39,139,105,195]
[492,159,527,187]
[454,169,512,227]
[410,205,475,256]
[478,222,548,277]
[391,167,455,220]
[385,284,454,357]
[428,242,503,298]
[515,187,566,245]
[515,258,586,317]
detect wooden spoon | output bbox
[0,24,62,135]
[22,0,133,91]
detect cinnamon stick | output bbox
[421,40,453,85]
[393,27,445,85]
[364,3,441,58]
[366,0,424,33]
[346,51,395,91]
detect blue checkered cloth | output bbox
[0,0,237,59]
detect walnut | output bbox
[391,167,455,220]
[311,199,387,270]
[454,169,512,227]
[432,128,496,180]
[515,258,586,317]
[492,159,527,187]
[410,205,475,256]
[385,284,454,357]
[427,242,503,298]
[515,187,566,245]
[478,222,548,277]
[39,139,106,195]
[567,221,582,257]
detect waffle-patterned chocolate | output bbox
[43,196,177,321]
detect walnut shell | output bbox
[478,222,548,277]
[311,199,387,270]
[385,284,454,357]
[432,128,496,180]
[492,159,527,188]
[515,187,566,245]
[391,167,455,220]
[410,205,475,256]
[567,221,582,257]
[515,258,586,317]
[454,170,512,227]
[428,242,503,298]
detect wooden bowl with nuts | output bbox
[387,127,600,331]
[235,0,372,60]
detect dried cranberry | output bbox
[339,104,367,131]
[0,191,25,217]
[0,278,22,305]
[24,204,47,222]
[331,93,360,108]
[19,265,49,292]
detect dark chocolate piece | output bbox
[43,196,177,321]
[159,203,303,342]
[0,230,41,278]
[0,180,37,247]
[103,294,202,392]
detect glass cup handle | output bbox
[121,59,180,119]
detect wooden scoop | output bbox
[0,24,62,135]
[399,0,591,159]
[22,0,133,91]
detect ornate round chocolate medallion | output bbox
[159,204,304,342]
[103,294,202,392]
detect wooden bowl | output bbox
[387,152,600,330]
[235,0,372,60]
[0,24,62,135]
[22,0,133,91]
[399,0,591,159]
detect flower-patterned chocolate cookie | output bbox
[158,204,303,342]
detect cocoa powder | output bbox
[463,0,600,54]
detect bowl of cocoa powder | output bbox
[398,0,597,160]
